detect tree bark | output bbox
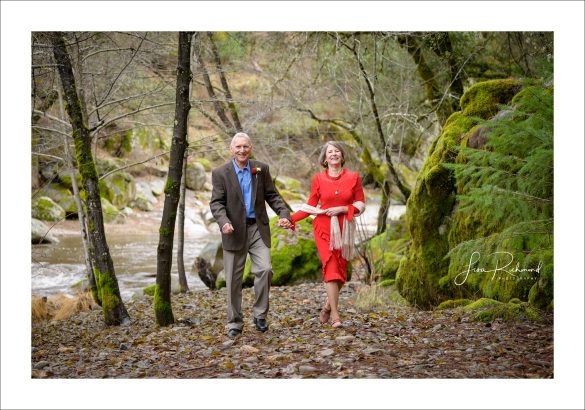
[427,32,464,114]
[51,31,129,325]
[193,33,235,134]
[155,31,193,326]
[349,39,411,202]
[57,89,101,305]
[207,32,243,132]
[177,150,189,293]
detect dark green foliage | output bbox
[443,83,553,304]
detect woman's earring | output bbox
[324,160,328,167]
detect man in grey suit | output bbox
[210,132,291,337]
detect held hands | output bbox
[325,206,348,216]
[277,218,292,230]
[221,223,234,234]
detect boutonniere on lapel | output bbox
[251,167,261,175]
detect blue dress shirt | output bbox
[232,160,256,219]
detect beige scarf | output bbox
[300,201,366,260]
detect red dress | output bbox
[291,169,365,284]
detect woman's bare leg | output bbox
[326,280,342,324]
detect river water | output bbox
[31,194,405,300]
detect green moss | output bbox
[31,196,66,221]
[279,189,305,202]
[93,267,123,322]
[100,197,121,223]
[99,171,136,209]
[243,217,321,287]
[437,298,472,309]
[395,80,531,309]
[528,250,554,309]
[153,284,174,324]
[143,284,156,296]
[463,297,502,311]
[195,158,212,171]
[159,226,171,237]
[379,279,395,288]
[275,176,302,191]
[461,297,540,322]
[459,79,521,119]
[164,176,172,195]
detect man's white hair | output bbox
[231,132,252,147]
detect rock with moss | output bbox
[242,217,321,287]
[32,196,66,222]
[131,181,158,211]
[194,158,212,171]
[528,250,553,310]
[32,218,59,244]
[99,171,136,209]
[185,162,206,191]
[462,297,541,322]
[395,79,523,308]
[436,298,472,309]
[36,184,78,217]
[275,176,302,192]
[100,197,122,223]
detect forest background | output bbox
[2,2,584,410]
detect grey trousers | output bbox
[223,223,272,331]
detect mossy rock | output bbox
[279,189,306,202]
[32,196,66,222]
[100,197,122,223]
[185,162,206,191]
[98,171,136,209]
[436,298,472,309]
[275,176,302,192]
[395,79,528,309]
[379,279,395,288]
[460,79,521,118]
[194,158,212,171]
[528,250,553,310]
[36,184,78,217]
[462,297,540,322]
[57,172,82,190]
[243,217,321,287]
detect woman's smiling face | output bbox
[326,144,343,166]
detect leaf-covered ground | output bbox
[31,283,553,378]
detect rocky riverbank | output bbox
[31,282,553,379]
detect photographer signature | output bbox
[454,251,542,286]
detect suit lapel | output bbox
[227,161,245,205]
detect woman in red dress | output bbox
[290,141,365,327]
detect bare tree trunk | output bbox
[51,31,129,325]
[207,32,243,132]
[57,89,101,305]
[155,31,193,326]
[349,39,411,203]
[176,150,189,293]
[193,33,235,134]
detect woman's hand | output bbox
[325,206,348,216]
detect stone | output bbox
[31,196,66,222]
[31,218,59,244]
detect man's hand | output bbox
[277,218,291,229]
[221,223,234,234]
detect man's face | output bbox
[230,137,252,165]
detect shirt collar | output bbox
[232,159,250,173]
